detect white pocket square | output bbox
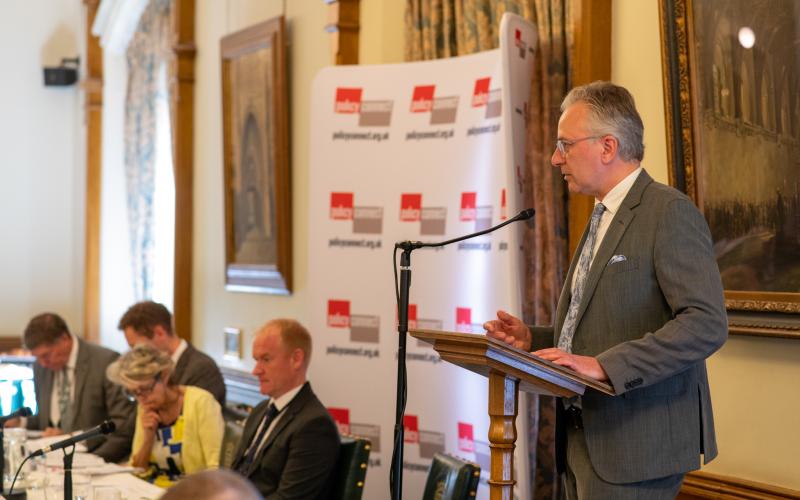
[608,254,627,265]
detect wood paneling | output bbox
[325,0,360,65]
[170,0,196,341]
[679,471,800,500]
[567,0,611,258]
[82,0,103,342]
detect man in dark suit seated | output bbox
[23,313,135,462]
[230,319,340,498]
[117,301,226,406]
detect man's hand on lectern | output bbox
[483,310,532,351]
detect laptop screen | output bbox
[0,356,37,416]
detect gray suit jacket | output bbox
[28,338,136,462]
[536,170,727,483]
[230,383,340,499]
[173,343,226,406]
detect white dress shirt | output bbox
[243,383,305,458]
[171,338,188,365]
[572,167,642,290]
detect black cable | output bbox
[390,245,408,498]
[8,453,33,496]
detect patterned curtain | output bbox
[405,1,569,498]
[124,0,172,300]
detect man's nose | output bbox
[551,147,564,167]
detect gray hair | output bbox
[561,81,644,162]
[106,343,174,387]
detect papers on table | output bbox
[93,472,164,499]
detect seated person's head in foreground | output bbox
[160,469,262,500]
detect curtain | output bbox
[405,1,569,498]
[124,0,172,300]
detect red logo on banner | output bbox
[472,78,491,107]
[328,407,351,435]
[515,29,524,48]
[456,307,472,327]
[500,188,508,220]
[400,194,422,222]
[330,192,354,220]
[327,300,351,328]
[408,304,418,329]
[403,415,420,443]
[458,422,475,452]
[410,85,435,113]
[460,192,477,221]
[335,87,362,114]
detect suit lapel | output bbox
[232,400,271,468]
[37,366,54,428]
[70,339,90,427]
[572,171,651,330]
[251,383,312,464]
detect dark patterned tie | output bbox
[236,403,280,474]
[558,203,606,353]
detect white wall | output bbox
[612,0,800,491]
[192,0,404,370]
[0,0,85,338]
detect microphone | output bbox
[30,420,116,457]
[390,207,535,499]
[0,406,32,423]
[395,207,535,250]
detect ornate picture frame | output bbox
[659,0,800,338]
[221,16,291,295]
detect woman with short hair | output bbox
[107,344,223,487]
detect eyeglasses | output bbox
[555,135,602,156]
[126,374,161,399]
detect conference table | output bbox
[4,433,164,500]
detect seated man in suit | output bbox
[118,301,226,406]
[23,313,135,462]
[230,319,340,498]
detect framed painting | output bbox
[223,327,243,360]
[660,0,800,338]
[221,16,291,295]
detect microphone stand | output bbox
[390,209,534,500]
[63,445,75,500]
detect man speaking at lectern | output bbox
[484,81,727,499]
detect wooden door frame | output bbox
[82,0,196,342]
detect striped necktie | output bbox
[236,403,280,474]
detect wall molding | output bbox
[82,0,103,342]
[170,0,196,341]
[679,471,800,500]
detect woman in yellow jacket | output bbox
[107,344,223,487]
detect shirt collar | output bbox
[66,333,79,370]
[597,167,642,215]
[271,382,305,412]
[171,338,188,364]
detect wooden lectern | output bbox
[410,329,615,500]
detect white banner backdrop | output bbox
[308,14,537,499]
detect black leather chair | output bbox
[422,453,480,500]
[331,435,371,500]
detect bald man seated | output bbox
[230,319,340,499]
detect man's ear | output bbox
[152,325,168,339]
[291,348,305,369]
[599,135,619,163]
